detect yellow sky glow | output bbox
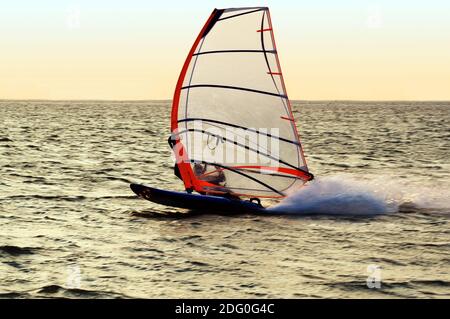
[1,1,449,100]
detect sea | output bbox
[0,100,449,298]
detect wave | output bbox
[36,285,105,297]
[1,194,136,201]
[0,245,37,256]
[31,285,128,298]
[267,174,450,216]
[2,195,88,202]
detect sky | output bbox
[0,0,449,101]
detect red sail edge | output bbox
[266,9,310,174]
[171,9,219,192]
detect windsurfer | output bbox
[193,163,225,185]
[193,163,241,200]
[173,163,225,185]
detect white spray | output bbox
[267,174,450,216]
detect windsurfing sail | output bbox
[170,7,313,199]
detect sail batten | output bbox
[181,84,288,98]
[171,7,313,198]
[177,118,302,146]
[193,49,277,56]
[217,8,266,21]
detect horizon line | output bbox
[1,98,450,103]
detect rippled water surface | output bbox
[1,100,449,298]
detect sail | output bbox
[171,7,313,198]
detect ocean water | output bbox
[0,100,449,298]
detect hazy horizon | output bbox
[2,98,450,103]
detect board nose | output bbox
[130,183,144,195]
